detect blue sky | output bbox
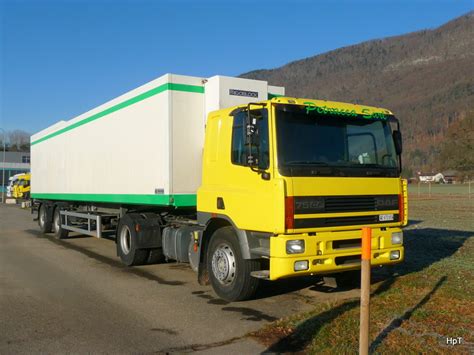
[1,0,472,133]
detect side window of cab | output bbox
[231,109,269,169]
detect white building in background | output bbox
[417,172,445,183]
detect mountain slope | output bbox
[241,11,474,174]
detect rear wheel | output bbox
[207,226,259,301]
[146,248,164,264]
[52,207,69,239]
[38,204,52,234]
[117,215,148,266]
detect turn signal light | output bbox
[399,193,404,224]
[285,196,294,230]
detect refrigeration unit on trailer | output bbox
[31,73,407,301]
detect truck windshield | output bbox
[275,104,399,177]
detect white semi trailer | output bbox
[32,73,406,301]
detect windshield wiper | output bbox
[346,163,394,169]
[285,161,329,166]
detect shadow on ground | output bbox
[25,229,186,286]
[24,221,473,304]
[24,228,323,301]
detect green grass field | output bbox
[251,195,474,354]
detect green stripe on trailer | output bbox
[268,93,283,99]
[31,83,204,146]
[31,193,197,207]
[0,168,30,171]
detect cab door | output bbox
[199,108,284,233]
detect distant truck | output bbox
[31,74,407,301]
[6,173,24,197]
[8,173,31,199]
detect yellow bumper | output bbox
[269,227,404,280]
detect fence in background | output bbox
[408,182,473,198]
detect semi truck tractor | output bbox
[7,173,28,198]
[12,173,31,199]
[31,74,407,301]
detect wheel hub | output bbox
[211,243,236,285]
[54,212,60,232]
[120,226,132,255]
[39,209,45,226]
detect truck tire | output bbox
[146,248,164,264]
[38,204,52,234]
[207,226,259,301]
[52,207,69,239]
[117,215,148,266]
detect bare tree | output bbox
[8,130,31,151]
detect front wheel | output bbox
[207,226,259,301]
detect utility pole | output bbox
[359,227,372,355]
[0,128,6,204]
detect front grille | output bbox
[294,194,399,214]
[293,214,399,229]
[325,196,375,212]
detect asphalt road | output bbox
[0,204,356,353]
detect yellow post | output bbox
[359,227,371,355]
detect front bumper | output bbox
[269,227,404,280]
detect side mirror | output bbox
[245,113,260,167]
[393,130,402,155]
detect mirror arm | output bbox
[395,124,402,174]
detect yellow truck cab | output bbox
[197,97,406,298]
[12,173,31,199]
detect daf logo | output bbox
[375,198,398,208]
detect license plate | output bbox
[379,214,394,221]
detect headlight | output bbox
[391,232,403,245]
[390,250,401,260]
[286,240,305,254]
[294,260,309,271]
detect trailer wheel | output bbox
[117,215,148,266]
[52,207,69,239]
[207,226,259,301]
[38,204,52,234]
